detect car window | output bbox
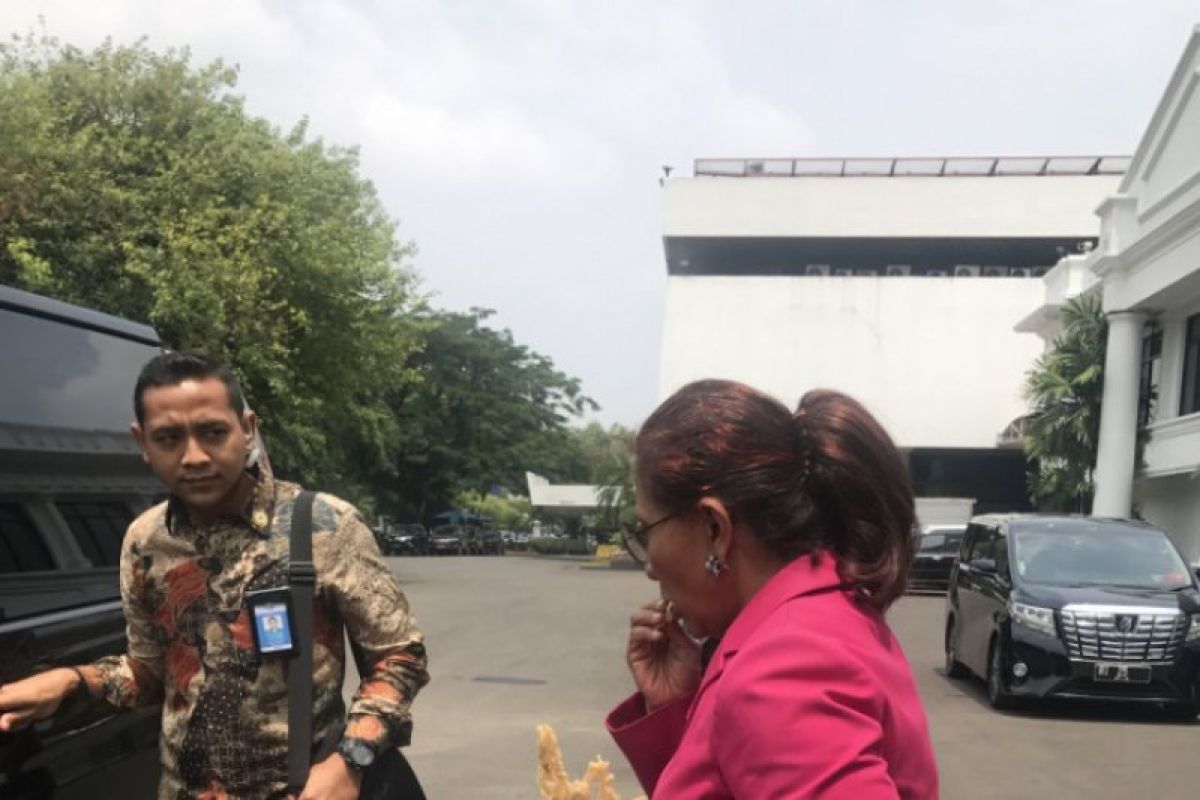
[963,524,996,561]
[918,533,963,554]
[994,531,1010,579]
[57,501,132,567]
[960,525,979,561]
[0,502,55,573]
[1014,527,1190,589]
[0,306,160,435]
[918,534,947,552]
[972,532,989,561]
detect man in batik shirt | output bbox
[0,352,429,799]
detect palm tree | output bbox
[575,422,637,531]
[1023,294,1107,512]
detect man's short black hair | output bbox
[134,351,247,425]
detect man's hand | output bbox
[0,668,80,733]
[292,752,362,800]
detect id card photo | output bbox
[252,602,294,654]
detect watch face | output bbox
[345,741,375,769]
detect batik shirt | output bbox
[90,472,429,800]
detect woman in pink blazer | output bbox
[607,380,938,799]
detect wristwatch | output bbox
[336,738,377,775]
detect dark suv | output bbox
[462,526,504,556]
[375,523,431,556]
[391,524,432,556]
[908,526,965,592]
[0,285,164,797]
[429,525,467,555]
[944,515,1200,715]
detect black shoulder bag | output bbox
[287,490,426,799]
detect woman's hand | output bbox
[626,600,702,712]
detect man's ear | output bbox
[130,422,151,465]
[696,496,735,561]
[241,409,258,442]
[241,410,259,464]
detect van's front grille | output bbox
[1059,605,1186,662]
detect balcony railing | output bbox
[693,155,1131,178]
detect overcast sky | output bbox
[3,1,1198,426]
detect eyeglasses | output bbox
[621,511,682,564]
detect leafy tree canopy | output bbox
[571,421,636,526]
[453,490,533,531]
[1023,293,1107,512]
[382,308,596,521]
[0,34,597,516]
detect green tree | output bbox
[453,490,532,531]
[0,34,422,510]
[1023,294,1107,512]
[381,308,595,521]
[572,422,636,529]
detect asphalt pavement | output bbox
[382,555,1199,800]
[378,554,648,799]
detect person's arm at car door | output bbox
[88,533,167,709]
[0,535,165,730]
[0,668,88,732]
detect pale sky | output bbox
[3,1,1198,425]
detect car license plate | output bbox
[1093,662,1152,683]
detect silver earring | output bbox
[704,553,726,576]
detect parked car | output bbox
[944,514,1200,716]
[429,525,467,555]
[399,523,432,555]
[375,523,430,556]
[503,531,530,551]
[429,510,503,555]
[373,526,401,554]
[0,285,164,797]
[908,525,966,592]
[468,526,504,555]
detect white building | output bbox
[659,156,1124,514]
[1071,28,1200,558]
[525,471,616,513]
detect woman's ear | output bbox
[695,496,734,559]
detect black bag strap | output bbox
[286,490,426,800]
[287,490,317,794]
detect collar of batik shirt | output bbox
[165,452,278,539]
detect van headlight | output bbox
[1010,601,1057,637]
[1187,615,1200,643]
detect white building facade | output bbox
[1085,28,1200,559]
[660,157,1123,514]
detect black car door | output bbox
[0,502,161,798]
[973,527,1012,663]
[956,523,999,674]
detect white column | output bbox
[1156,316,1187,424]
[1092,311,1146,517]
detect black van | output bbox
[0,285,163,798]
[944,514,1200,716]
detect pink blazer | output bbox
[607,552,938,799]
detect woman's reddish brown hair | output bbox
[636,380,915,611]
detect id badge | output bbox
[246,587,297,657]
